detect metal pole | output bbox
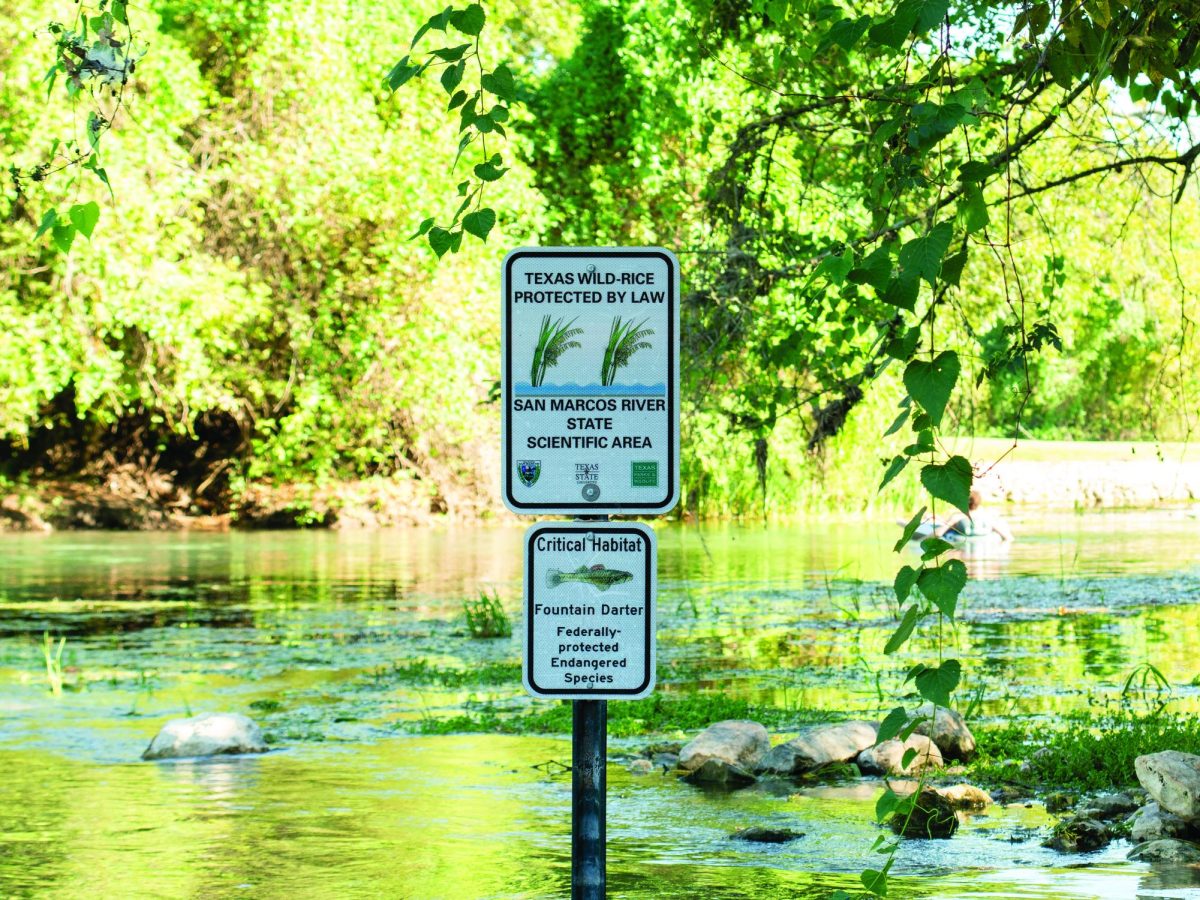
[572,698,606,899]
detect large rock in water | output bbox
[1127,838,1200,863]
[756,721,877,776]
[857,735,943,776]
[890,788,959,839]
[1135,751,1200,820]
[1130,803,1200,845]
[912,703,977,762]
[678,720,769,784]
[143,713,268,760]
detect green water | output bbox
[1,510,1199,898]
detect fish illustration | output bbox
[546,564,633,591]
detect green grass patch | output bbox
[376,658,522,687]
[414,693,837,737]
[971,710,1200,793]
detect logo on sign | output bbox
[517,460,542,487]
[581,483,601,502]
[575,463,600,483]
[631,461,658,487]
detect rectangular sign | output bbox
[502,247,680,515]
[523,521,656,700]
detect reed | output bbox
[463,589,512,639]
[43,632,66,696]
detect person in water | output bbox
[933,490,1014,541]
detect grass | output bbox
[970,709,1200,793]
[463,589,512,639]
[414,693,838,738]
[376,659,522,687]
[42,632,66,696]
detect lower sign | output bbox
[523,521,656,700]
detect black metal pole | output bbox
[572,698,606,899]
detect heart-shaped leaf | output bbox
[903,350,960,426]
[920,456,973,514]
[917,559,968,619]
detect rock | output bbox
[1044,791,1078,814]
[889,788,959,839]
[679,720,770,776]
[1135,751,1200,820]
[652,752,679,771]
[856,735,943,776]
[1130,802,1200,844]
[937,784,992,811]
[628,759,654,775]
[991,786,1027,805]
[681,759,757,788]
[1127,838,1200,863]
[142,712,268,760]
[731,827,804,843]
[1043,816,1111,853]
[756,721,878,776]
[912,703,977,762]
[1079,791,1140,821]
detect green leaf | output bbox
[941,247,968,286]
[386,57,420,91]
[69,201,100,239]
[881,277,919,311]
[919,536,955,560]
[411,7,452,48]
[898,221,954,285]
[428,226,455,258]
[447,89,468,110]
[411,217,435,239]
[879,454,908,490]
[462,207,496,240]
[903,350,960,426]
[868,0,920,49]
[431,43,472,62]
[913,0,951,36]
[811,249,854,286]
[883,407,910,437]
[959,185,990,234]
[875,787,903,822]
[52,223,76,253]
[450,3,486,36]
[884,604,919,655]
[920,455,973,514]
[894,506,928,551]
[893,567,920,603]
[35,208,58,239]
[861,867,889,896]
[820,16,872,52]
[848,244,891,289]
[885,325,921,360]
[915,659,962,707]
[901,747,919,769]
[474,155,507,182]
[480,63,515,101]
[876,706,908,743]
[959,160,997,183]
[440,60,465,93]
[916,559,968,619]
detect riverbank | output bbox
[1,439,1197,531]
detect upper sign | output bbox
[502,247,680,515]
[523,521,656,700]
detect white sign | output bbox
[502,247,680,515]
[523,521,656,700]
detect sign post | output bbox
[503,247,678,899]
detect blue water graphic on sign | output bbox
[513,382,667,397]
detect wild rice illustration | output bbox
[600,317,654,386]
[530,315,583,386]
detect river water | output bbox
[1,510,1198,898]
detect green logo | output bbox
[631,461,658,487]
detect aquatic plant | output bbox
[530,316,582,386]
[463,589,512,639]
[599,317,653,386]
[1120,661,1172,711]
[42,632,66,696]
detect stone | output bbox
[1043,816,1111,853]
[937,784,992,811]
[681,759,756,787]
[1130,802,1200,845]
[756,721,878,776]
[1079,791,1140,821]
[1044,791,1078,814]
[142,712,268,761]
[628,759,654,775]
[856,735,943,776]
[1135,751,1200,820]
[991,786,1027,805]
[912,703,977,762]
[679,720,770,775]
[1127,838,1200,864]
[889,788,959,839]
[731,827,804,843]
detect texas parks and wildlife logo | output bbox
[517,460,541,487]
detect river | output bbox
[1,509,1198,898]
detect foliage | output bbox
[41,631,66,696]
[463,588,512,638]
